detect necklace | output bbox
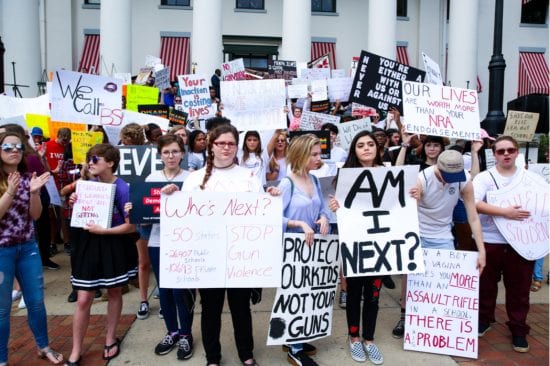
[162,168,182,181]
[213,162,234,169]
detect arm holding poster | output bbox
[460,182,486,273]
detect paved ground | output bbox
[7,250,549,366]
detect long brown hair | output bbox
[200,124,239,190]
[0,132,28,194]
[242,130,263,165]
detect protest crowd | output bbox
[0,53,548,366]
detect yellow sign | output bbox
[25,114,51,138]
[71,131,104,164]
[125,84,159,111]
[48,121,87,141]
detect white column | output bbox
[192,0,223,75]
[280,0,311,63]
[447,0,478,89]
[100,0,131,75]
[367,0,397,60]
[2,0,41,97]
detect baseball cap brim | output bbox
[440,170,466,183]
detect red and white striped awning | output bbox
[78,34,100,74]
[396,46,409,65]
[518,52,549,97]
[311,42,336,69]
[160,36,190,81]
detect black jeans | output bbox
[200,288,254,364]
[346,276,382,340]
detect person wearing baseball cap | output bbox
[30,126,44,146]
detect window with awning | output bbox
[78,33,100,74]
[518,51,549,97]
[160,35,190,81]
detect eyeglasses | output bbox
[212,141,237,149]
[277,139,286,143]
[1,143,24,152]
[495,148,518,155]
[161,150,182,157]
[88,155,103,164]
[174,99,182,103]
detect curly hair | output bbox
[120,123,145,145]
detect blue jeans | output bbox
[0,240,49,362]
[420,237,454,250]
[149,246,193,335]
[533,257,545,281]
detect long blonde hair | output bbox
[286,134,320,176]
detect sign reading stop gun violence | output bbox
[267,234,340,345]
[160,191,283,288]
[335,166,422,277]
[350,51,425,114]
[402,81,481,140]
[404,249,480,359]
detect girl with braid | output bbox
[162,124,280,366]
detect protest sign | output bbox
[287,84,309,99]
[267,234,339,345]
[44,176,62,206]
[327,77,353,102]
[350,51,425,113]
[70,180,116,229]
[48,121,87,142]
[331,69,346,78]
[159,191,283,288]
[221,59,246,81]
[0,94,50,119]
[145,55,162,68]
[299,111,340,131]
[177,74,215,120]
[351,103,377,118]
[168,109,188,126]
[71,131,104,164]
[125,84,159,112]
[289,130,331,159]
[528,163,550,184]
[337,118,372,150]
[113,72,132,85]
[135,67,153,85]
[404,249,480,359]
[335,166,422,277]
[137,104,170,119]
[221,79,287,131]
[487,169,549,260]
[115,145,164,184]
[25,114,51,138]
[300,68,331,81]
[421,52,443,85]
[350,56,360,78]
[502,110,539,142]
[129,182,163,224]
[154,67,171,90]
[268,60,297,80]
[0,115,27,129]
[310,79,328,102]
[310,100,331,113]
[51,70,123,125]
[123,110,170,132]
[402,81,481,140]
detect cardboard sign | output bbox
[327,77,353,102]
[299,111,340,131]
[137,104,170,119]
[267,234,340,345]
[487,169,549,260]
[350,51,425,113]
[70,180,116,229]
[402,81,481,141]
[335,166,423,277]
[268,60,297,80]
[337,118,372,150]
[135,67,153,85]
[221,79,287,131]
[126,84,159,112]
[289,130,331,159]
[221,58,246,81]
[71,131,104,164]
[421,52,443,85]
[177,74,215,120]
[405,249,480,359]
[503,110,539,142]
[51,70,123,125]
[159,191,283,288]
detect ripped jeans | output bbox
[0,240,49,363]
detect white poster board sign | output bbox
[51,70,122,126]
[70,180,115,229]
[337,118,372,150]
[299,111,340,131]
[402,81,480,140]
[287,84,309,99]
[221,58,246,81]
[221,79,287,131]
[0,94,50,119]
[404,249,479,359]
[331,69,346,78]
[421,52,443,85]
[327,77,353,102]
[300,68,331,81]
[44,176,62,207]
[113,73,132,85]
[160,191,283,288]
[310,79,328,102]
[267,234,340,345]
[487,169,549,260]
[177,74,216,120]
[154,67,171,90]
[335,166,423,277]
[528,163,550,184]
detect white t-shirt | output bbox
[238,150,270,186]
[418,166,469,239]
[182,164,263,193]
[473,166,522,244]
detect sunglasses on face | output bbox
[1,143,24,152]
[88,155,103,164]
[495,148,518,156]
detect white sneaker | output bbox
[12,290,22,302]
[18,297,26,309]
[349,338,366,362]
[364,343,383,365]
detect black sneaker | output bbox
[282,343,317,355]
[287,350,318,366]
[43,260,60,270]
[154,333,179,355]
[382,276,396,289]
[392,318,405,338]
[67,290,77,303]
[137,301,150,320]
[177,335,193,360]
[512,336,529,353]
[64,243,71,255]
[478,323,491,337]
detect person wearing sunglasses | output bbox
[66,143,137,365]
[0,132,62,366]
[473,135,534,353]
